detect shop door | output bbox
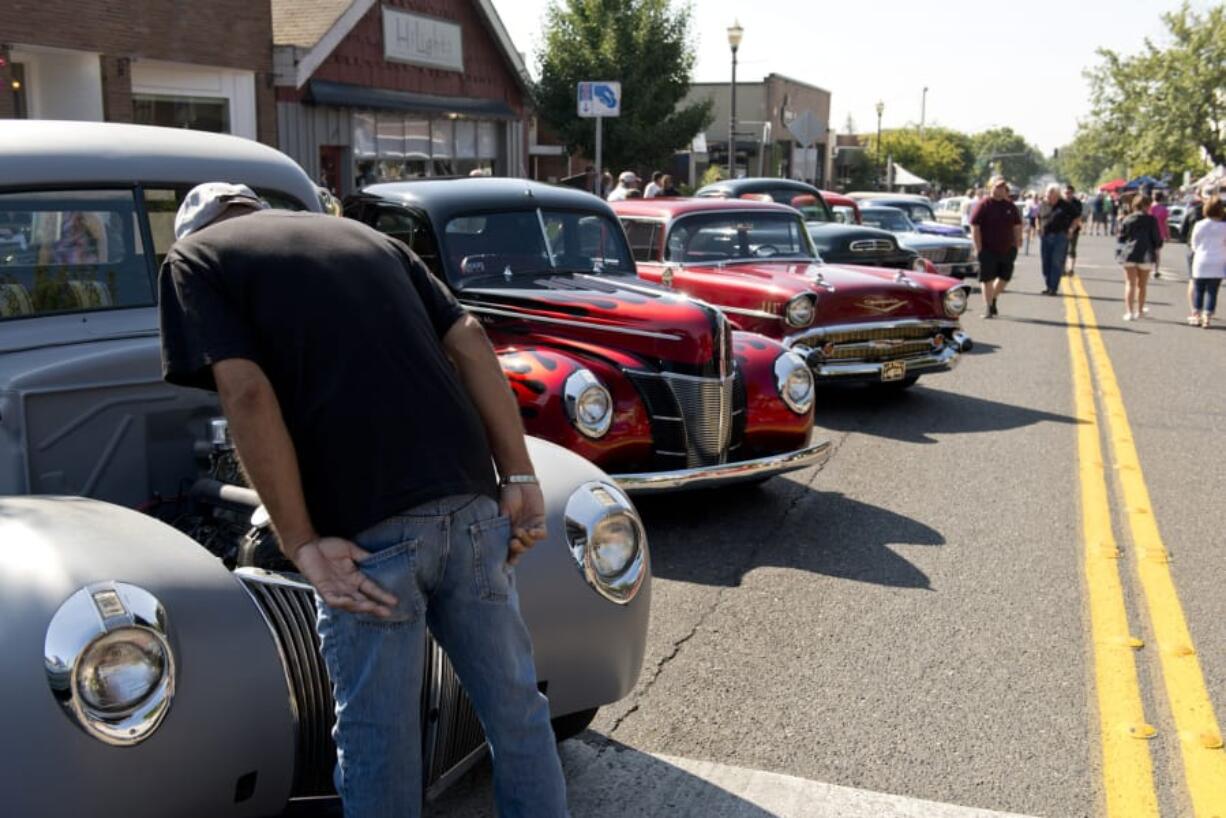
[319,146,345,197]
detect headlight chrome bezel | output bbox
[774,351,815,414]
[564,481,648,604]
[563,368,614,439]
[784,292,818,328]
[44,582,175,746]
[943,286,969,317]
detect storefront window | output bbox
[455,120,477,159]
[352,112,501,183]
[478,122,498,159]
[132,94,229,133]
[376,113,404,158]
[405,119,430,177]
[432,119,454,176]
[353,112,377,158]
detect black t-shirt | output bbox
[159,210,498,538]
[971,197,1021,254]
[1042,199,1078,235]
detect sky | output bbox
[490,0,1213,153]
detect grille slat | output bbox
[629,372,737,468]
[239,572,488,800]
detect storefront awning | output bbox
[306,80,518,119]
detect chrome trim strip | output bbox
[720,304,783,321]
[615,441,831,493]
[784,318,960,347]
[463,304,682,340]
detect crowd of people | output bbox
[591,168,680,201]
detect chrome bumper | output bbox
[614,441,832,494]
[934,261,979,277]
[808,344,961,380]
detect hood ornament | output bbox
[661,264,676,288]
[858,295,909,314]
[504,265,514,282]
[809,264,835,292]
[894,270,922,289]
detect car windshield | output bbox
[832,206,856,224]
[443,209,631,286]
[665,211,817,264]
[0,190,154,321]
[861,209,915,233]
[739,189,832,222]
[898,202,936,222]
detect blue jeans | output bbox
[1040,233,1069,292]
[316,494,568,818]
[1193,278,1221,313]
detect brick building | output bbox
[272,0,530,195]
[0,0,276,144]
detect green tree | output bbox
[1053,123,1127,190]
[863,126,974,190]
[1086,2,1224,174]
[969,127,1047,187]
[533,0,713,173]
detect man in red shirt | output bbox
[971,175,1023,318]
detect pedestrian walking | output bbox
[960,188,977,235]
[1150,190,1170,278]
[1064,184,1083,275]
[644,171,664,198]
[1105,193,1117,235]
[158,183,570,818]
[1188,194,1226,327]
[1183,190,1208,319]
[1091,192,1106,236]
[1115,194,1163,321]
[1023,193,1039,255]
[659,174,680,197]
[1037,183,1077,294]
[606,170,640,202]
[971,174,1023,318]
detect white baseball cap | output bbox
[618,171,640,185]
[174,182,267,240]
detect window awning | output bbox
[306,80,518,119]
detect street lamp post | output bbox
[874,100,884,189]
[920,87,928,137]
[727,20,743,178]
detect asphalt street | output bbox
[302,233,1226,818]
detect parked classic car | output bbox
[934,196,970,231]
[612,197,973,389]
[345,179,828,491]
[695,178,928,272]
[0,121,651,817]
[821,189,861,224]
[853,194,966,238]
[859,205,979,278]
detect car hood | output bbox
[678,260,942,321]
[461,274,724,368]
[894,231,972,249]
[915,221,965,237]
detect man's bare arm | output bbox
[442,315,534,477]
[213,358,316,554]
[1013,224,1023,248]
[971,224,982,254]
[212,358,396,615]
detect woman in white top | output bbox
[1189,195,1226,328]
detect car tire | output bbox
[551,707,599,742]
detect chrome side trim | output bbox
[720,304,783,321]
[463,303,681,341]
[615,441,831,493]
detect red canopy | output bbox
[1099,178,1127,192]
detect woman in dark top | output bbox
[1116,194,1163,321]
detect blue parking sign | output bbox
[577,81,621,118]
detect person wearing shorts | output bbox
[971,175,1023,318]
[1064,185,1083,275]
[1115,194,1163,320]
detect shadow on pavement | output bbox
[636,484,942,591]
[416,735,779,817]
[963,338,1000,355]
[1000,315,1147,333]
[813,385,1082,444]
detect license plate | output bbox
[881,361,907,382]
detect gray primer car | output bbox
[859,206,979,279]
[0,121,650,817]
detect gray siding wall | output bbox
[277,101,353,189]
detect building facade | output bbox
[273,0,529,196]
[683,73,833,187]
[0,0,275,144]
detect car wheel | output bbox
[551,707,599,742]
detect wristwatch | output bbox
[500,474,539,487]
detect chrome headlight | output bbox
[45,582,175,745]
[564,481,648,604]
[564,369,613,438]
[784,293,817,328]
[774,351,815,414]
[943,287,969,317]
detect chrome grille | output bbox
[238,571,488,799]
[849,239,895,253]
[826,339,934,361]
[825,325,933,344]
[629,372,737,467]
[918,246,971,264]
[917,247,948,263]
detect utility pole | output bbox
[727,20,743,178]
[874,100,884,189]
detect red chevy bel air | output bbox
[612,197,973,389]
[346,179,829,492]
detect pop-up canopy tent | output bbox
[1122,174,1168,191]
[1099,178,1127,192]
[887,162,928,189]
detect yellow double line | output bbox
[1064,276,1226,816]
